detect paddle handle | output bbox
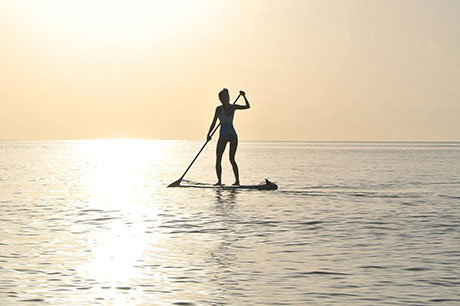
[177,93,242,181]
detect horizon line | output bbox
[1,138,460,143]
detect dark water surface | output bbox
[1,140,460,305]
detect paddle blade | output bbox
[168,178,182,188]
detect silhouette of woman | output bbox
[207,88,250,186]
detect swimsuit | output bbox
[218,106,237,141]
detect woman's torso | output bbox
[218,105,237,138]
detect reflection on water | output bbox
[214,189,237,205]
[1,140,460,305]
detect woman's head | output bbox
[218,88,230,104]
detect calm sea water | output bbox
[1,140,460,305]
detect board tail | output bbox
[265,179,278,190]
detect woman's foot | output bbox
[214,181,222,186]
[232,181,240,186]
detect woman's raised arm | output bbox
[235,91,250,110]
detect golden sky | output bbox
[1,0,459,141]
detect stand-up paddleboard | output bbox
[177,179,278,190]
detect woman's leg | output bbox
[229,134,240,185]
[215,137,227,185]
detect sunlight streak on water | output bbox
[83,140,155,209]
[73,140,166,295]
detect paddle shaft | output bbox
[176,94,242,182]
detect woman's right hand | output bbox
[239,90,246,96]
[207,135,212,141]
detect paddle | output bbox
[168,93,242,187]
